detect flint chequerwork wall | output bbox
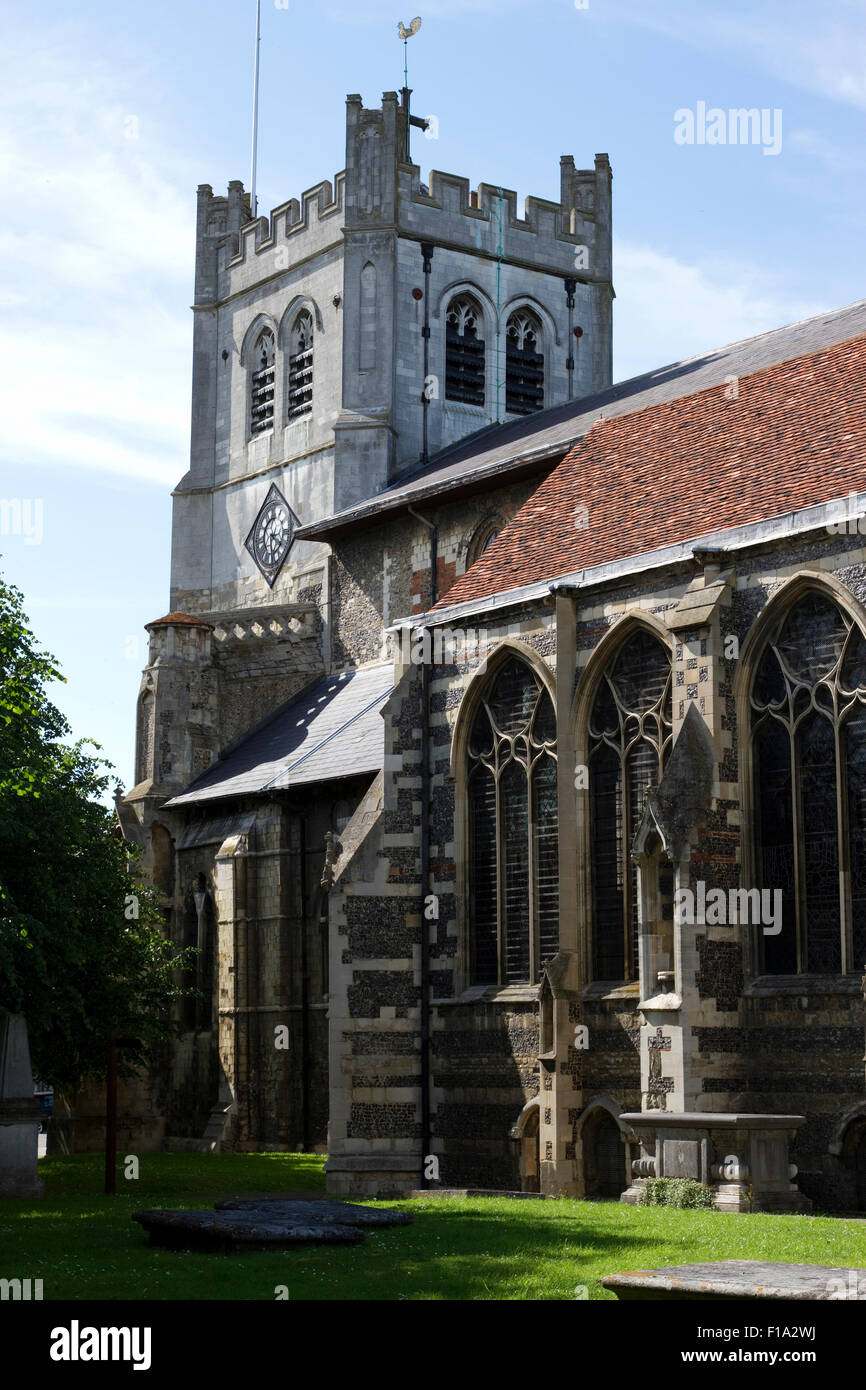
[326,517,866,1206]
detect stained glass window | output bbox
[588,630,673,981]
[467,657,558,984]
[751,591,866,974]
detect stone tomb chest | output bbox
[620,1112,810,1213]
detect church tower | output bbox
[169,89,613,633]
[117,86,614,1157]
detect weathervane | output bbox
[397,16,422,88]
[397,18,426,161]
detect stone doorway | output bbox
[512,1102,540,1193]
[520,1108,540,1193]
[582,1107,624,1199]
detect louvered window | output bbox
[589,631,672,981]
[250,329,275,436]
[751,591,866,974]
[445,295,485,406]
[468,657,558,985]
[505,310,544,415]
[288,310,313,420]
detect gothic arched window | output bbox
[466,517,502,569]
[250,328,275,436]
[506,309,544,415]
[467,655,558,985]
[445,294,485,406]
[588,629,672,981]
[750,590,866,974]
[287,311,314,420]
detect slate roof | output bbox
[164,664,393,808]
[433,314,866,611]
[296,299,866,541]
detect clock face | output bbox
[245,485,297,586]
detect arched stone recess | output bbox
[239,312,280,368]
[510,1097,542,1193]
[433,279,498,330]
[449,637,556,991]
[277,294,325,342]
[571,610,674,986]
[358,264,377,373]
[501,294,561,348]
[150,822,175,901]
[574,1096,630,1200]
[436,281,497,424]
[464,512,505,571]
[827,1103,866,1211]
[733,569,866,979]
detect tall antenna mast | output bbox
[250,0,262,217]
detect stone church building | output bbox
[116,86,866,1211]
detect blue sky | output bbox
[1,0,865,793]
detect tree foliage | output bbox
[0,571,194,1091]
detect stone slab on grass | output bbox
[133,1198,412,1251]
[602,1260,866,1301]
[215,1198,412,1227]
[132,1208,365,1251]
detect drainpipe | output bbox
[419,242,434,467]
[299,813,310,1152]
[564,277,576,400]
[407,503,437,1188]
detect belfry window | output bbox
[467,656,558,985]
[288,310,314,420]
[751,591,866,974]
[445,294,485,406]
[250,329,275,436]
[505,310,544,415]
[589,630,673,981]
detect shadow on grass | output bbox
[4,1157,865,1300]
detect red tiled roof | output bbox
[145,611,213,629]
[435,333,866,610]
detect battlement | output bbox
[193,91,611,303]
[397,154,611,280]
[194,173,347,303]
[345,90,611,282]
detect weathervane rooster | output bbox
[397,16,422,39]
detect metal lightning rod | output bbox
[250,0,262,217]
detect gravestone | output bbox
[0,1014,43,1197]
[602,1260,866,1301]
[133,1199,412,1251]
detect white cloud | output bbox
[612,0,866,111]
[0,38,196,487]
[612,239,825,382]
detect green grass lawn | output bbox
[2,1153,866,1300]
